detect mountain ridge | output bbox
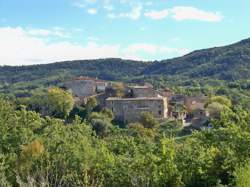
[1,37,250,68]
[143,37,250,80]
[0,37,250,85]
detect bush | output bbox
[234,162,250,187]
[139,112,159,129]
[91,119,112,137]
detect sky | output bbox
[0,0,250,65]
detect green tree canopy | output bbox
[235,162,250,187]
[206,96,232,108]
[47,87,74,118]
[139,112,159,129]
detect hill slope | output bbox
[0,58,148,84]
[0,38,250,100]
[1,38,250,83]
[144,38,250,81]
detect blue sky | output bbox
[0,0,250,65]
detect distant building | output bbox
[64,76,210,128]
[184,95,208,113]
[96,80,109,92]
[127,83,158,98]
[64,76,108,98]
[184,95,210,129]
[106,97,168,123]
[169,94,186,105]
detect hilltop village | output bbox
[64,76,210,129]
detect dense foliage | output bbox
[0,93,250,186]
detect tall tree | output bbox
[47,87,74,118]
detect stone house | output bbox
[167,94,186,119]
[184,95,210,129]
[96,80,109,92]
[127,84,157,98]
[65,76,108,98]
[64,76,210,129]
[106,97,168,123]
[184,96,209,119]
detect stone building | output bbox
[106,97,168,123]
[96,80,108,92]
[64,76,108,98]
[184,95,208,113]
[184,95,209,129]
[127,84,157,98]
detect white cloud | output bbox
[27,28,70,38]
[73,0,113,12]
[87,8,98,14]
[0,27,120,65]
[126,43,157,54]
[73,1,223,22]
[119,5,142,20]
[0,27,190,65]
[171,6,222,22]
[73,0,96,7]
[27,29,51,36]
[143,6,222,22]
[144,9,169,20]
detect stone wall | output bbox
[96,82,108,92]
[106,97,168,123]
[65,80,96,97]
[130,86,157,98]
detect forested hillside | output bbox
[1,38,250,81]
[144,38,250,80]
[0,58,148,83]
[0,38,250,107]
